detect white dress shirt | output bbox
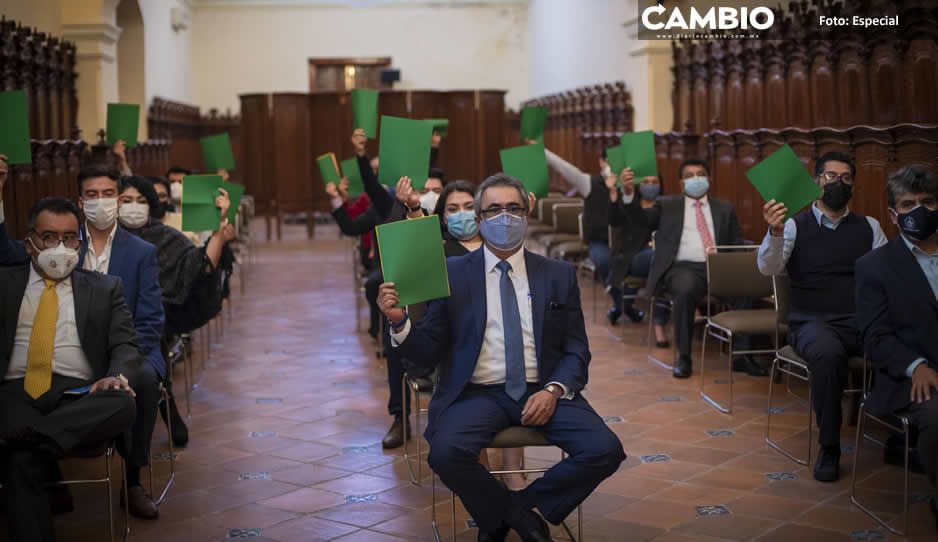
[675,195,716,263]
[6,266,93,382]
[83,222,118,273]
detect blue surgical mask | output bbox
[639,183,661,201]
[479,212,527,251]
[683,176,709,199]
[446,210,479,241]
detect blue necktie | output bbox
[497,260,526,401]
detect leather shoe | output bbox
[517,513,552,542]
[732,355,768,377]
[606,308,622,326]
[478,522,510,542]
[672,356,692,379]
[123,485,159,519]
[813,446,840,482]
[624,307,645,323]
[655,340,671,349]
[381,415,410,449]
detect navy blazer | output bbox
[0,220,166,378]
[856,237,938,415]
[397,248,592,438]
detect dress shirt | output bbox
[6,266,93,381]
[757,203,888,276]
[899,234,938,377]
[391,245,572,399]
[83,222,118,273]
[675,195,716,263]
[544,148,592,197]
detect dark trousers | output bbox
[789,314,862,449]
[589,242,617,312]
[121,361,161,474]
[660,262,708,358]
[622,248,670,325]
[0,376,136,542]
[365,269,382,337]
[385,331,410,418]
[903,395,938,500]
[427,384,625,532]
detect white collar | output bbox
[483,244,527,275]
[85,222,118,247]
[28,265,70,288]
[685,194,709,207]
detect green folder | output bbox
[499,143,549,199]
[376,215,450,306]
[377,115,433,191]
[106,103,140,148]
[181,175,223,231]
[427,118,449,136]
[200,133,236,172]
[351,89,379,137]
[340,157,365,197]
[606,144,628,177]
[221,181,245,224]
[519,106,548,144]
[317,152,341,184]
[746,144,821,219]
[619,130,659,179]
[0,90,32,164]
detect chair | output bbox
[549,211,587,263]
[699,246,778,413]
[541,202,584,254]
[147,381,176,505]
[431,427,583,542]
[530,197,579,241]
[54,441,130,542]
[574,215,598,320]
[402,373,434,485]
[166,335,191,420]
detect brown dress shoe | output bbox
[381,416,410,449]
[124,485,159,519]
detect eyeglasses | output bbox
[480,205,527,219]
[819,172,853,185]
[30,231,81,250]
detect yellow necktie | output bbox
[25,279,58,399]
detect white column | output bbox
[60,23,122,143]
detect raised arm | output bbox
[0,157,30,265]
[352,129,395,219]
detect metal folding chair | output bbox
[147,382,176,505]
[402,373,434,485]
[54,441,130,542]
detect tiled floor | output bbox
[8,222,936,541]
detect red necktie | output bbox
[694,200,715,253]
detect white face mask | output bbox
[118,202,150,229]
[82,197,118,230]
[170,182,183,202]
[420,191,440,212]
[29,239,79,281]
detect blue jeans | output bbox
[589,242,620,313]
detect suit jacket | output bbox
[0,221,165,377]
[397,249,592,438]
[0,265,143,383]
[607,194,655,287]
[622,194,743,294]
[855,237,938,415]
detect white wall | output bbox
[138,0,192,105]
[190,2,529,112]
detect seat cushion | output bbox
[710,309,778,335]
[526,224,554,236]
[550,241,587,260]
[488,426,551,448]
[539,233,581,249]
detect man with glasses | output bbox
[378,174,625,542]
[759,151,887,482]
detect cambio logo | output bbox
[642,4,775,31]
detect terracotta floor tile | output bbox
[754,523,854,542]
[314,473,403,496]
[259,487,347,514]
[261,515,361,541]
[605,499,701,529]
[672,513,782,541]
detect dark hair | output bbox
[120,176,161,219]
[76,164,120,194]
[166,166,191,177]
[150,176,172,198]
[678,158,708,178]
[814,151,856,177]
[474,173,528,215]
[428,167,446,185]
[28,197,81,231]
[887,166,938,209]
[433,180,476,216]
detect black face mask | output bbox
[895,205,938,241]
[155,201,174,219]
[821,180,853,211]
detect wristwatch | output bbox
[545,383,563,398]
[407,203,422,213]
[390,312,409,332]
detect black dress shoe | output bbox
[381,416,410,449]
[122,485,159,519]
[732,355,768,377]
[517,514,552,542]
[813,446,841,482]
[655,340,671,349]
[606,308,622,326]
[478,523,510,542]
[624,307,645,323]
[672,356,692,379]
[159,392,189,448]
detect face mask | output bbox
[82,197,118,230]
[170,182,183,202]
[820,180,852,211]
[639,183,661,201]
[600,165,612,178]
[446,210,479,241]
[683,176,709,199]
[894,205,938,241]
[119,202,150,229]
[28,239,79,281]
[420,191,440,212]
[480,212,527,252]
[161,201,175,215]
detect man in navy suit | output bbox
[379,174,625,542]
[0,161,165,518]
[856,165,938,532]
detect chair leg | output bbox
[646,298,672,370]
[105,447,115,542]
[766,359,812,466]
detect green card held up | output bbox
[181,175,223,231]
[221,181,245,224]
[340,157,364,197]
[200,133,236,172]
[606,145,627,177]
[746,144,820,219]
[619,130,658,179]
[106,103,140,147]
[499,143,549,199]
[519,106,548,144]
[427,119,449,136]
[0,90,32,164]
[376,215,450,307]
[317,152,341,184]
[351,89,379,137]
[377,115,433,190]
